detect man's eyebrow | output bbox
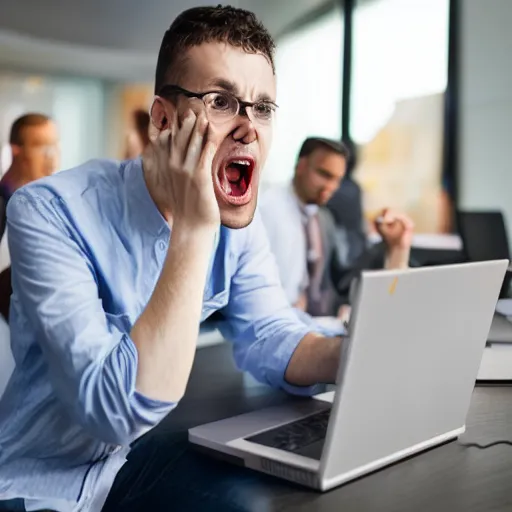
[205,78,276,104]
[205,78,239,95]
[316,167,338,179]
[255,92,277,104]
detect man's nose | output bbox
[231,110,257,144]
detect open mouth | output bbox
[217,157,254,204]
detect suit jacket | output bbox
[261,184,392,317]
[326,176,367,265]
[0,191,10,322]
[317,207,386,315]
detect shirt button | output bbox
[158,240,166,251]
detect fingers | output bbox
[375,210,415,249]
[182,113,209,173]
[170,110,196,168]
[156,128,171,152]
[197,139,218,184]
[148,129,171,173]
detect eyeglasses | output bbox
[157,84,277,125]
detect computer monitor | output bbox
[456,210,511,297]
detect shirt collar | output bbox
[289,183,319,219]
[125,157,169,237]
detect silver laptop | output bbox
[189,260,508,491]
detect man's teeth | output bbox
[231,160,250,166]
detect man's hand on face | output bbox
[145,109,220,230]
[374,208,414,269]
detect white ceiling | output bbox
[0,0,331,82]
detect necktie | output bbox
[304,211,325,316]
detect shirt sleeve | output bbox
[7,190,175,446]
[217,211,326,396]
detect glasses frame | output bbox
[157,84,278,124]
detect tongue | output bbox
[225,165,241,182]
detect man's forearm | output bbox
[131,223,216,402]
[285,333,342,386]
[384,247,410,269]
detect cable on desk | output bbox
[458,440,512,449]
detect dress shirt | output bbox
[260,185,320,306]
[0,158,335,511]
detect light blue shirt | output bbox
[260,184,318,305]
[0,158,337,511]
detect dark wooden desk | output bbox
[145,343,512,512]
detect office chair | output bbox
[456,210,512,298]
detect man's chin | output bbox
[220,204,256,229]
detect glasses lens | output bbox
[251,102,275,123]
[204,92,238,122]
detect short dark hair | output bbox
[154,5,275,94]
[298,137,350,162]
[9,113,51,145]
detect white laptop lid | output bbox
[320,260,508,484]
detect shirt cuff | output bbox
[292,308,347,337]
[122,335,176,429]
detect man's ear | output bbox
[295,157,307,177]
[10,144,21,158]
[150,97,172,131]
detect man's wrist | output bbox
[170,221,218,248]
[285,334,342,387]
[384,247,410,269]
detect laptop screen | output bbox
[458,211,510,262]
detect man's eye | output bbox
[211,93,230,110]
[254,103,274,118]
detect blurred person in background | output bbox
[260,137,414,318]
[124,109,151,159]
[0,113,59,216]
[0,113,60,322]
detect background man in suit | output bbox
[260,137,413,317]
[0,113,60,321]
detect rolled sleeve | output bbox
[7,190,175,446]
[218,212,323,396]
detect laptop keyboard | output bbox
[245,409,331,459]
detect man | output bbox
[0,114,60,320]
[0,113,59,249]
[260,137,413,317]
[0,6,412,511]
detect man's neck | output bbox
[292,178,308,205]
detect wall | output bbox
[459,0,512,242]
[103,83,153,160]
[263,9,343,186]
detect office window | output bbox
[350,0,450,233]
[263,8,344,187]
